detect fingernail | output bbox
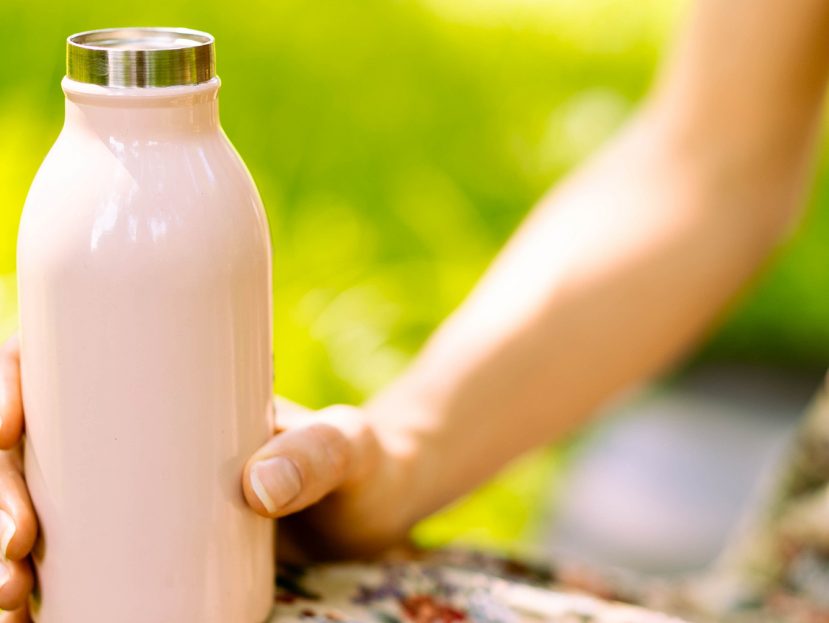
[250,457,302,514]
[0,510,15,558]
[0,560,8,587]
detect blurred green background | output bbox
[1,0,828,556]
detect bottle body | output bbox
[17,78,274,622]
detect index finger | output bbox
[0,337,24,450]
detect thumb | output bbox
[242,404,375,518]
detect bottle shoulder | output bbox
[33,126,254,189]
[18,127,270,278]
[24,127,263,219]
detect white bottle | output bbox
[17,28,275,622]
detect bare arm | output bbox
[366,0,829,530]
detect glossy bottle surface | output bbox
[17,77,275,621]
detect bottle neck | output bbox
[62,77,221,138]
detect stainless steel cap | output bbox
[67,28,216,88]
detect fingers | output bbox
[243,405,376,518]
[272,396,312,431]
[0,450,38,615]
[0,338,23,451]
[0,556,32,612]
[0,452,37,562]
[0,338,34,618]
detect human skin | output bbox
[3,0,829,619]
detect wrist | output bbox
[364,383,434,536]
[362,368,454,535]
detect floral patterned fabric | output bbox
[270,552,688,623]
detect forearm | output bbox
[367,0,829,529]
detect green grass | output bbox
[1,0,827,552]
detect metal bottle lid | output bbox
[66,27,216,88]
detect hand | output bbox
[242,398,414,562]
[0,337,37,622]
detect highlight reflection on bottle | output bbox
[17,28,275,622]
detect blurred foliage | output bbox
[0,0,827,552]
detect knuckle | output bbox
[319,404,371,438]
[304,422,350,476]
[0,584,26,612]
[0,465,18,481]
[322,403,361,420]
